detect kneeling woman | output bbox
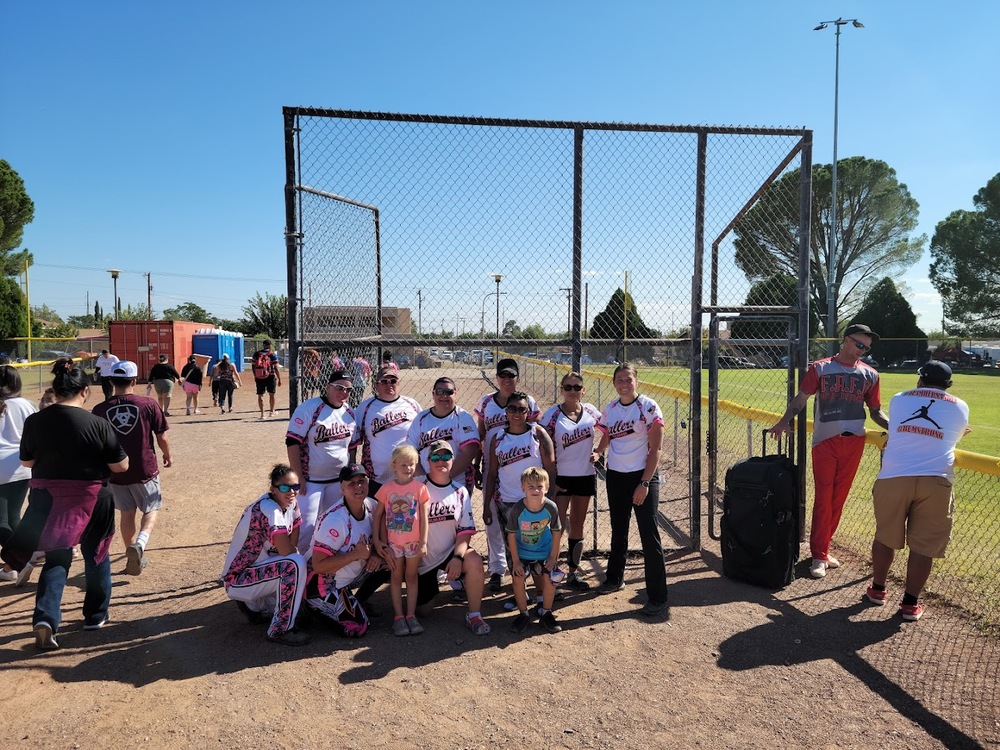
[304,463,385,637]
[221,464,309,646]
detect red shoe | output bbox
[865,586,887,606]
[899,603,924,621]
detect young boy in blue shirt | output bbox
[504,466,563,634]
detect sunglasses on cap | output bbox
[429,451,454,462]
[562,384,583,391]
[846,335,871,352]
[506,405,529,414]
[434,387,455,396]
[274,483,301,493]
[378,377,399,384]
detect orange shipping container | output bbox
[109,321,215,382]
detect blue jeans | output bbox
[605,469,668,605]
[34,537,112,631]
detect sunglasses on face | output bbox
[378,378,398,384]
[274,483,301,493]
[562,384,583,391]
[429,452,454,462]
[506,405,528,414]
[328,383,351,392]
[434,388,455,396]
[846,335,871,352]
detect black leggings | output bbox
[217,380,236,409]
[605,469,668,605]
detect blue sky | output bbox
[3,1,998,334]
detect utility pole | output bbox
[145,272,153,318]
[559,287,572,337]
[417,289,423,336]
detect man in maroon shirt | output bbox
[92,361,173,576]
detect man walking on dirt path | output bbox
[252,340,282,419]
[92,360,172,576]
[865,361,970,622]
[769,323,889,579]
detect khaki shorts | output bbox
[111,477,163,514]
[872,475,954,558]
[153,379,174,395]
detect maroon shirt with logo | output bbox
[92,394,168,484]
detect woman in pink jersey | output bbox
[594,363,668,618]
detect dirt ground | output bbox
[0,368,997,750]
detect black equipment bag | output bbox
[721,431,800,589]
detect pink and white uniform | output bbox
[597,395,664,473]
[221,493,306,639]
[357,394,421,485]
[541,402,601,477]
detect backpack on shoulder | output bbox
[252,351,271,380]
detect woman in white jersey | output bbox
[474,358,540,592]
[540,372,601,591]
[357,366,422,498]
[593,363,667,618]
[482,391,556,533]
[285,369,360,556]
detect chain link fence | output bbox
[283,107,813,554]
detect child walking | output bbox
[374,444,430,636]
[505,466,564,634]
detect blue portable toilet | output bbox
[192,329,244,375]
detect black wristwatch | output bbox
[640,480,650,488]
[451,551,465,562]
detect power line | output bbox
[33,262,280,284]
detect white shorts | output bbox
[111,477,163,514]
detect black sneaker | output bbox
[540,611,562,633]
[509,612,530,633]
[267,628,310,646]
[236,601,266,625]
[641,600,669,618]
[488,573,503,593]
[599,579,625,593]
[566,572,592,591]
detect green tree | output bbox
[847,278,927,365]
[519,323,546,339]
[929,172,1000,334]
[0,160,35,275]
[734,156,924,338]
[241,292,287,338]
[163,301,219,324]
[590,288,658,339]
[117,304,153,321]
[31,304,64,324]
[0,277,28,338]
[730,273,822,340]
[68,314,100,329]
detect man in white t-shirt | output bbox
[865,361,970,622]
[95,349,121,401]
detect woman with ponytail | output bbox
[0,359,128,650]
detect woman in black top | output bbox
[148,354,181,416]
[180,355,204,416]
[213,354,243,414]
[2,359,128,650]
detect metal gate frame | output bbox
[282,108,813,550]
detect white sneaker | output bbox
[0,568,17,581]
[826,555,841,569]
[810,559,828,579]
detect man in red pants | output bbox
[770,324,889,578]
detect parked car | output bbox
[717,355,758,369]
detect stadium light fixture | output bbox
[814,17,863,350]
[107,268,122,320]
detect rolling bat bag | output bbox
[721,431,800,589]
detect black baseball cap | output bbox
[918,360,952,387]
[338,464,368,482]
[844,323,880,342]
[496,358,518,377]
[328,369,351,383]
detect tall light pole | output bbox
[107,269,122,320]
[815,17,863,350]
[481,291,506,336]
[559,287,572,337]
[492,273,504,353]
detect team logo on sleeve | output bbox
[106,404,140,435]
